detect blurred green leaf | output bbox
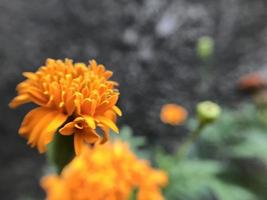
[156,150,255,200]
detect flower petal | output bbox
[22,72,37,80]
[99,125,109,144]
[74,134,84,155]
[27,87,49,106]
[19,107,51,137]
[27,109,57,146]
[95,116,119,133]
[84,128,100,144]
[112,106,122,116]
[9,94,31,108]
[83,115,96,129]
[37,111,68,153]
[59,122,75,136]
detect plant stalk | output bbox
[176,122,206,160]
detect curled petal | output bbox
[84,129,100,144]
[99,125,110,144]
[74,134,84,155]
[59,122,75,136]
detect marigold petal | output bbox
[27,109,58,146]
[83,115,96,129]
[27,87,48,106]
[99,125,110,144]
[64,90,75,116]
[9,94,31,108]
[84,128,100,144]
[22,72,37,80]
[95,116,119,133]
[37,112,68,152]
[19,107,51,137]
[59,122,75,136]
[74,134,84,155]
[112,106,122,116]
[109,94,119,107]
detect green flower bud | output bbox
[197,101,221,124]
[197,36,214,61]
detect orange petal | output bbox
[50,82,61,106]
[81,98,92,115]
[112,106,122,116]
[22,72,37,80]
[84,128,100,144]
[83,115,96,129]
[74,92,83,115]
[37,111,68,153]
[59,122,75,136]
[74,134,84,155]
[95,101,110,114]
[99,125,110,144]
[27,109,58,146]
[95,116,119,133]
[65,90,75,116]
[9,94,31,108]
[19,107,51,137]
[27,87,48,106]
[109,94,119,107]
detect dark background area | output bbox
[1,0,267,199]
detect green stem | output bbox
[176,121,206,160]
[47,133,75,174]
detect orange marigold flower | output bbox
[41,141,168,200]
[160,104,187,126]
[9,59,122,154]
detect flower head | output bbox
[160,104,187,126]
[41,141,168,200]
[197,101,221,124]
[197,36,214,61]
[9,59,121,154]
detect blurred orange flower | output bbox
[160,104,187,126]
[9,59,121,154]
[41,141,168,200]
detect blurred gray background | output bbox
[1,0,267,199]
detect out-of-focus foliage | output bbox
[195,104,267,159]
[195,104,267,199]
[156,154,255,200]
[111,104,267,199]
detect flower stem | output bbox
[47,133,75,174]
[176,121,206,160]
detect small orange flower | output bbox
[9,59,121,154]
[160,104,187,126]
[41,141,168,200]
[238,72,266,91]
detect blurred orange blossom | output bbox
[160,104,187,126]
[9,59,121,154]
[41,141,168,200]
